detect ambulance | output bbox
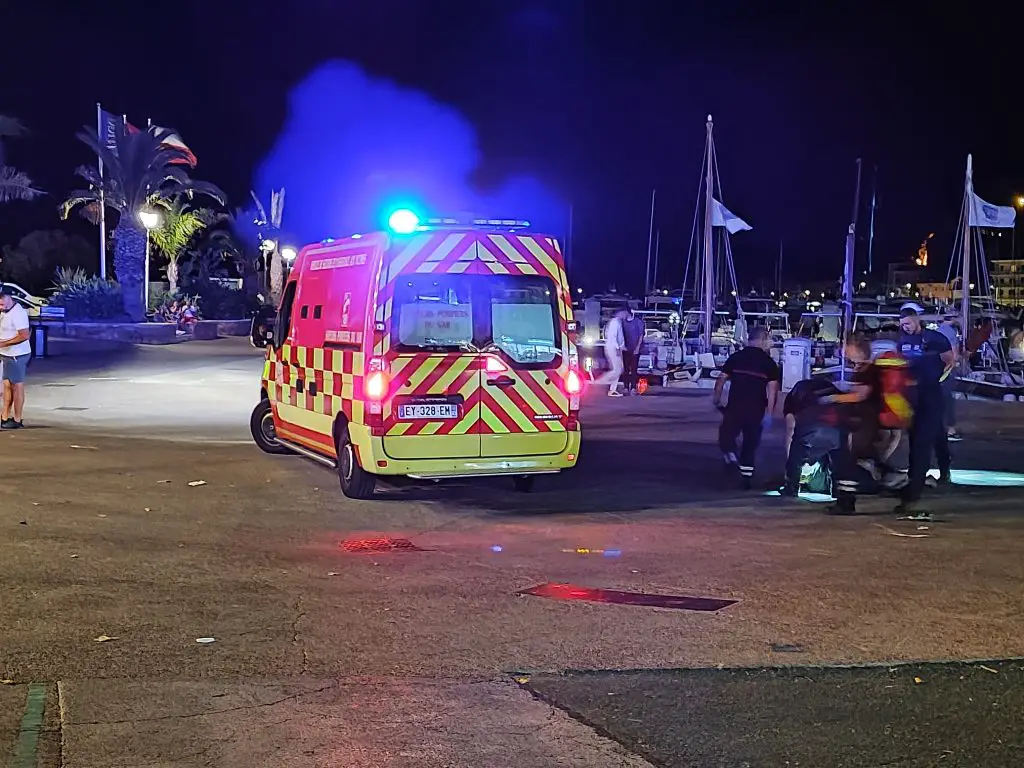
[249,211,583,499]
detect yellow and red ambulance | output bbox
[250,212,583,498]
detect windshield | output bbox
[391,274,561,365]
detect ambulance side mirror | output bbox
[250,306,278,349]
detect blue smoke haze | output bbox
[255,61,565,244]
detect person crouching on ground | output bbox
[779,376,841,497]
[597,308,627,397]
[0,289,32,430]
[817,338,892,514]
[713,326,781,489]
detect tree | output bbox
[0,230,95,293]
[250,189,285,304]
[0,115,42,203]
[148,197,221,294]
[60,123,225,321]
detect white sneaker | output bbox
[607,390,624,397]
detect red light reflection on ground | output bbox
[340,537,426,553]
[520,582,738,612]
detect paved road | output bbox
[3,339,1024,766]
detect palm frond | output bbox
[60,190,103,220]
[0,166,43,203]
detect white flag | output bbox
[711,199,752,234]
[968,191,1015,228]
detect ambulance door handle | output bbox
[308,381,317,396]
[488,376,516,388]
[296,379,304,394]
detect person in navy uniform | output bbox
[897,303,955,514]
[713,326,781,489]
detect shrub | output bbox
[50,267,124,321]
[185,280,258,320]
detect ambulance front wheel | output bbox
[337,425,376,499]
[250,399,290,455]
[513,475,535,493]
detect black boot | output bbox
[827,493,857,516]
[778,483,799,498]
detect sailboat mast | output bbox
[702,115,715,350]
[644,189,656,296]
[652,229,661,290]
[867,165,878,275]
[840,159,862,382]
[960,154,973,371]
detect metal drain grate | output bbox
[43,383,77,388]
[520,583,738,612]
[53,406,89,411]
[341,536,426,553]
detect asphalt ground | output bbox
[2,338,1023,766]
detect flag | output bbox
[98,110,140,157]
[711,199,752,234]
[151,124,197,166]
[968,191,1015,228]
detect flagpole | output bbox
[96,103,107,280]
[644,189,656,297]
[960,154,973,373]
[144,117,152,311]
[701,115,715,351]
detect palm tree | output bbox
[148,197,222,294]
[250,189,285,304]
[0,115,42,203]
[61,123,225,321]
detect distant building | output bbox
[990,259,1024,308]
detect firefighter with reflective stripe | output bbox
[818,338,904,514]
[713,326,780,489]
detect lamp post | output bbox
[138,209,162,315]
[260,238,277,297]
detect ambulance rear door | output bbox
[475,233,572,458]
[382,233,484,460]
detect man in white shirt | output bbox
[0,289,32,429]
[597,309,626,397]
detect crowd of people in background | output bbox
[155,297,200,334]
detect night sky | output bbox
[3,1,1020,294]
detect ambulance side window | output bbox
[274,282,298,348]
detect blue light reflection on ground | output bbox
[764,469,1024,504]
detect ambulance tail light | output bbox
[365,357,389,434]
[485,355,508,373]
[564,368,582,430]
[565,369,583,395]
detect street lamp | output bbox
[281,246,297,263]
[138,209,162,313]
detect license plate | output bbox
[398,404,459,420]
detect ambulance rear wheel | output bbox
[250,399,290,455]
[513,475,535,493]
[337,425,376,499]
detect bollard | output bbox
[30,324,48,359]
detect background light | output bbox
[138,210,161,230]
[388,209,420,234]
[281,246,298,262]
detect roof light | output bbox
[388,209,420,235]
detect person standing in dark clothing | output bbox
[621,309,645,394]
[713,327,781,489]
[897,303,954,514]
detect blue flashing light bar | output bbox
[423,216,531,229]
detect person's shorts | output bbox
[1,354,30,384]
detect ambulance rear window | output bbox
[487,275,560,365]
[391,274,561,364]
[393,277,474,351]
